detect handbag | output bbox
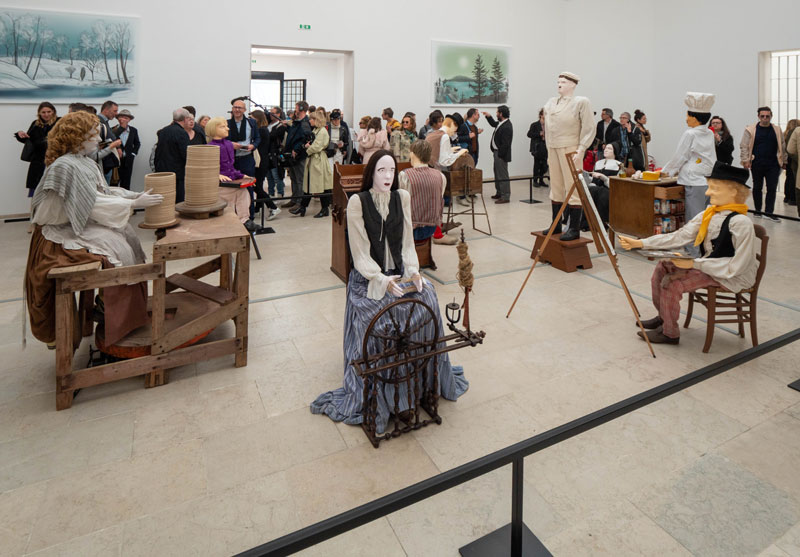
[20,140,34,162]
[325,141,337,158]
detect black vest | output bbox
[699,212,737,259]
[358,190,404,273]
[228,118,248,143]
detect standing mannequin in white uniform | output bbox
[542,72,595,241]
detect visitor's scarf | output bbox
[32,153,101,236]
[694,204,749,246]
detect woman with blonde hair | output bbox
[26,111,163,349]
[390,114,417,162]
[293,109,333,217]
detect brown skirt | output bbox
[25,227,148,347]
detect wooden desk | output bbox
[608,176,683,246]
[49,212,250,409]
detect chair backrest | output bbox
[751,224,769,294]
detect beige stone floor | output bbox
[1,187,799,556]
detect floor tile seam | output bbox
[21,523,127,557]
[682,388,783,434]
[382,515,411,557]
[623,494,696,556]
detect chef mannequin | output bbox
[618,162,756,344]
[660,92,717,256]
[206,117,253,225]
[542,72,595,241]
[310,149,468,433]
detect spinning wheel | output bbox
[358,298,441,447]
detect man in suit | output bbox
[112,109,140,190]
[595,108,620,150]
[482,105,513,203]
[227,98,261,219]
[527,108,548,187]
[464,108,483,165]
[155,108,191,203]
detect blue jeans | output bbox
[413,226,436,241]
[267,166,285,197]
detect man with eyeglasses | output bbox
[740,106,787,221]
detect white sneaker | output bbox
[267,208,281,221]
[753,214,762,219]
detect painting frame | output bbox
[0,7,139,104]
[431,40,511,107]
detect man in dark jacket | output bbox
[112,109,140,190]
[154,108,191,202]
[527,108,547,186]
[282,101,313,209]
[483,105,513,203]
[595,108,620,150]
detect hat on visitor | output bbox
[117,109,134,120]
[330,110,341,120]
[684,92,715,113]
[707,161,751,188]
[558,71,580,84]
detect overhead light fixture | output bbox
[252,48,304,56]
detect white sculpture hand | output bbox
[386,276,404,297]
[411,273,424,293]
[132,191,164,208]
[219,175,232,182]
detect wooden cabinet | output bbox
[608,176,684,245]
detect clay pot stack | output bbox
[184,145,220,208]
[141,172,178,228]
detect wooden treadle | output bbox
[166,273,235,305]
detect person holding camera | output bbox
[282,101,313,210]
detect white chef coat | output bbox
[662,126,717,186]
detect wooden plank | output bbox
[165,273,235,305]
[220,253,232,290]
[147,275,167,388]
[58,263,163,293]
[48,261,102,278]
[55,291,74,410]
[153,237,248,262]
[70,338,240,389]
[155,211,248,248]
[153,297,246,353]
[166,258,221,293]
[234,244,249,368]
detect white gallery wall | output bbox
[2,0,800,217]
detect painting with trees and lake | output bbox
[0,8,138,103]
[431,41,510,106]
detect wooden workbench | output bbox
[49,211,250,409]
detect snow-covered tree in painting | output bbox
[0,8,138,103]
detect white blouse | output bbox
[641,210,757,293]
[347,188,419,300]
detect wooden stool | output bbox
[530,231,593,273]
[414,237,436,270]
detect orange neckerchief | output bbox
[694,204,749,246]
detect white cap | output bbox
[684,92,715,113]
[559,71,580,84]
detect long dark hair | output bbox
[710,115,731,142]
[360,149,398,192]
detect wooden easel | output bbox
[507,152,656,358]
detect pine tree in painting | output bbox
[472,54,488,103]
[490,57,505,102]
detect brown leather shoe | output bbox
[637,316,663,329]
[637,329,679,344]
[491,194,501,199]
[494,198,510,204]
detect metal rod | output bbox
[511,458,524,557]
[236,328,800,557]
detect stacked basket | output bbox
[140,172,178,229]
[184,144,221,208]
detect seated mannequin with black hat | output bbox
[618,162,757,344]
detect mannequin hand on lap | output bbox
[671,258,694,269]
[618,235,642,250]
[132,190,164,208]
[386,276,404,297]
[219,175,231,182]
[411,273,424,293]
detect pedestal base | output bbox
[531,231,593,273]
[459,523,552,557]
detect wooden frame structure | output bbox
[507,151,656,358]
[48,211,250,410]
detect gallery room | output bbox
[1,0,799,555]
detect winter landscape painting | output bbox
[0,8,138,103]
[431,41,510,106]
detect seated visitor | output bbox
[585,143,620,226]
[618,162,757,344]
[398,140,446,241]
[26,111,163,347]
[438,116,475,171]
[205,116,253,225]
[310,149,468,433]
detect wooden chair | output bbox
[414,236,436,270]
[683,224,768,353]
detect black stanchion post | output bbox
[511,457,523,556]
[789,379,800,392]
[519,176,542,204]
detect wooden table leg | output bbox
[55,290,74,410]
[220,253,232,290]
[79,289,94,337]
[146,273,168,387]
[233,246,249,368]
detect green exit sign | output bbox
[299,24,311,30]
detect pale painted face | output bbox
[80,124,102,155]
[557,77,575,96]
[603,144,615,159]
[214,122,229,140]
[705,179,740,206]
[372,155,396,193]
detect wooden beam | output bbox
[165,258,221,293]
[153,237,248,262]
[153,297,247,353]
[58,263,164,293]
[165,274,235,305]
[48,261,102,278]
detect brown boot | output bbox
[636,328,679,344]
[637,316,663,329]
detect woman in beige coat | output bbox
[293,109,333,218]
[786,123,800,216]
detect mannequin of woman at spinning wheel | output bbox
[310,149,468,435]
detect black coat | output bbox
[486,115,513,162]
[595,119,620,149]
[715,135,735,165]
[284,116,313,163]
[16,118,57,190]
[112,124,141,158]
[154,122,189,185]
[527,121,546,156]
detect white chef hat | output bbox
[684,92,715,113]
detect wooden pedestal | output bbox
[530,232,593,273]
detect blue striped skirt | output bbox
[310,269,468,434]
